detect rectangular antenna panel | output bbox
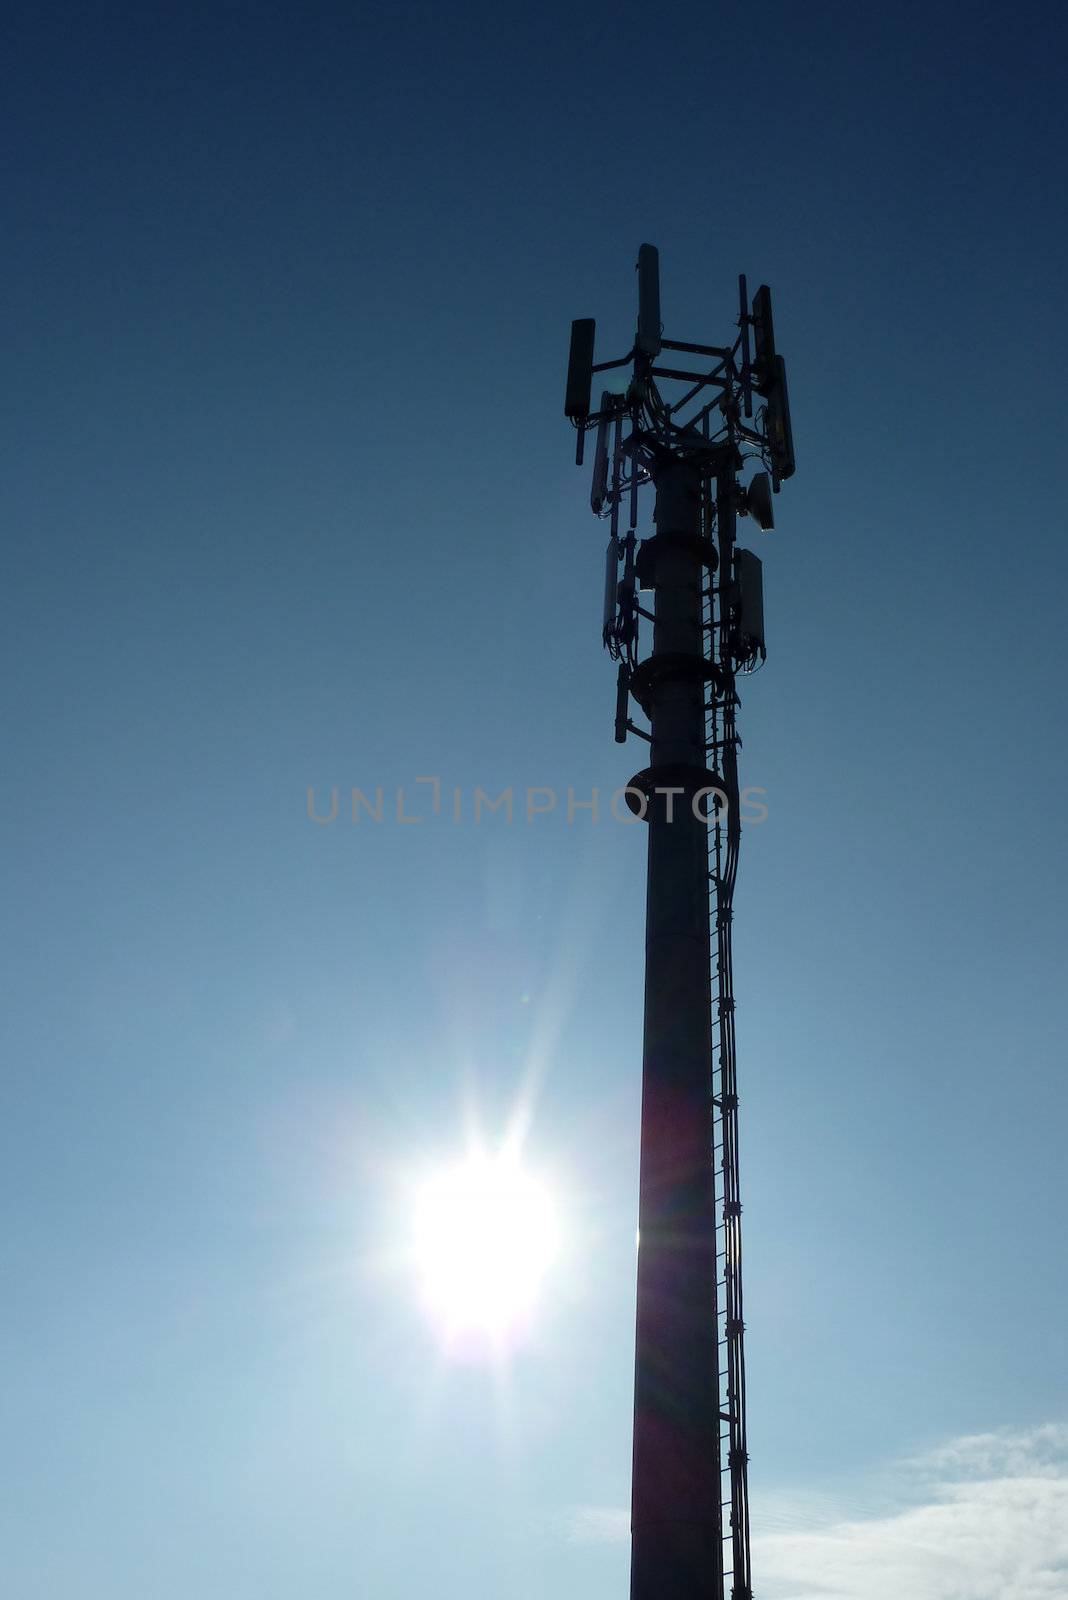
[636,244,662,358]
[767,355,796,482]
[614,665,629,744]
[565,318,596,419]
[738,273,753,418]
[590,398,612,513]
[734,548,766,659]
[603,535,621,631]
[751,284,776,395]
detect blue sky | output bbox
[3,2,1067,1596]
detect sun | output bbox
[412,1152,558,1348]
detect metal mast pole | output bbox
[630,461,723,1600]
[563,247,795,1600]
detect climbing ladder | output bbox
[703,485,753,1600]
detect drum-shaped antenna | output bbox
[745,472,775,531]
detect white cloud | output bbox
[915,1423,1068,1484]
[568,1424,1068,1598]
[758,1425,1068,1600]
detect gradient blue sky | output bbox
[3,3,1067,1596]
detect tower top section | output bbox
[564,244,796,491]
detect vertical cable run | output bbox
[707,466,752,1600]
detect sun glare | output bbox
[413,1153,558,1349]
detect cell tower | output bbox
[563,247,796,1600]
